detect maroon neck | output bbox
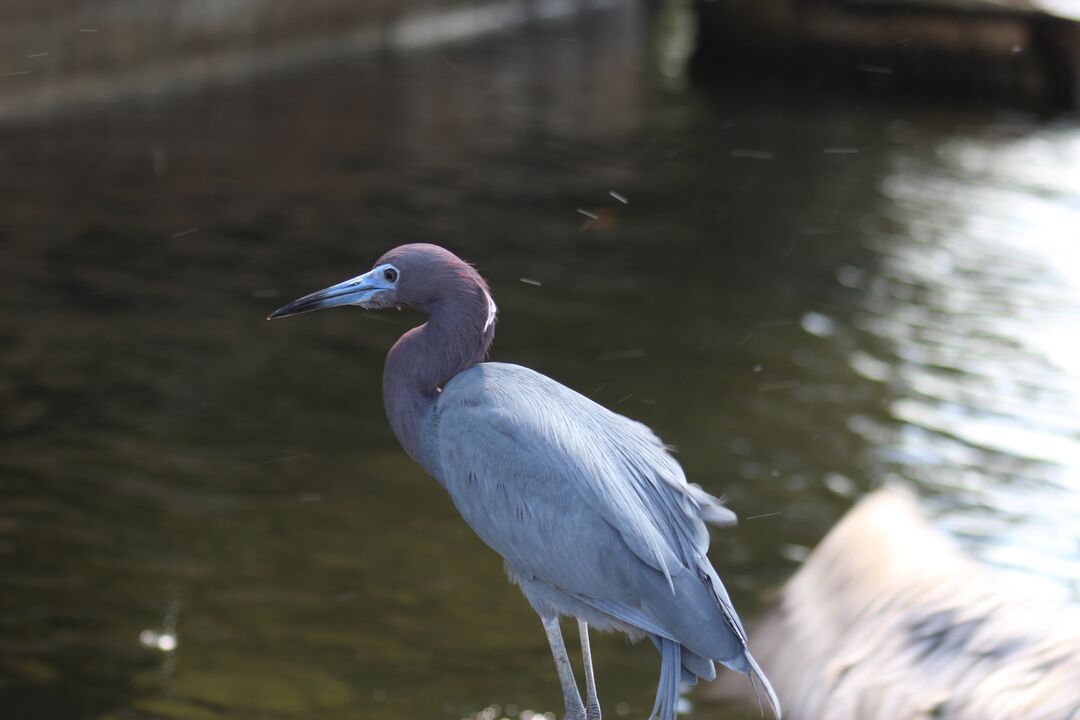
[382,283,495,474]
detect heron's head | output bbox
[268,243,494,323]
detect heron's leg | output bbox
[541,616,586,720]
[577,620,601,720]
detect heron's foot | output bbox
[585,701,602,720]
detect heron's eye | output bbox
[383,268,398,283]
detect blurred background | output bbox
[2,1,1079,719]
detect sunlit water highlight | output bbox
[853,123,1080,596]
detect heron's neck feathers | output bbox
[383,273,496,471]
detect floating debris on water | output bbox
[138,630,177,652]
[780,544,811,563]
[800,311,837,337]
[836,265,865,288]
[824,472,856,497]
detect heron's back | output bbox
[432,362,750,670]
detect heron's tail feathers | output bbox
[649,637,683,720]
[746,650,781,719]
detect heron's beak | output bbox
[267,268,392,319]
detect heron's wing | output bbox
[434,363,735,595]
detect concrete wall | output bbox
[0,0,616,120]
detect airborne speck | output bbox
[171,227,199,239]
[576,208,598,219]
[779,243,800,260]
[596,348,646,362]
[799,226,838,235]
[759,380,799,392]
[124,667,153,688]
[586,382,608,398]
[609,191,628,204]
[519,277,542,286]
[731,149,774,160]
[262,453,312,464]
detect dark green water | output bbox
[2,3,1079,719]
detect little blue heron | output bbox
[269,244,780,720]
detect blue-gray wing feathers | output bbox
[433,364,766,671]
[433,363,779,718]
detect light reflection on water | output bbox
[853,123,1080,596]
[1,2,1079,719]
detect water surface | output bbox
[2,4,1079,719]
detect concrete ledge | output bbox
[0,0,620,122]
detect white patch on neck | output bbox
[482,287,497,333]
